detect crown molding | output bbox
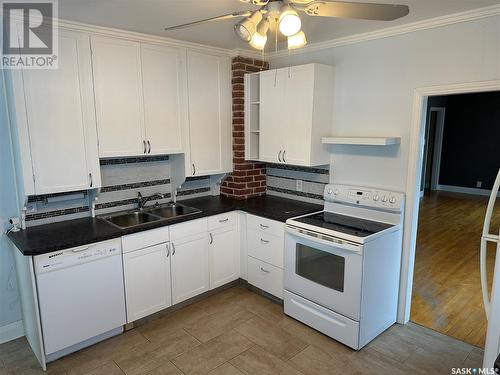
[267,4,500,59]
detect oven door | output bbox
[284,225,363,321]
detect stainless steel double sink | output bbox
[101,203,202,229]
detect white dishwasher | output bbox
[34,239,126,359]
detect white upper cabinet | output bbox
[10,28,101,195]
[256,63,335,167]
[91,37,186,157]
[185,51,231,176]
[141,44,186,155]
[91,36,145,157]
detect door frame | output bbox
[397,79,500,324]
[428,107,446,191]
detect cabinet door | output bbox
[91,36,145,157]
[186,51,231,176]
[123,243,172,322]
[141,44,186,155]
[283,65,314,166]
[259,69,286,163]
[171,233,209,304]
[22,29,97,194]
[209,227,239,289]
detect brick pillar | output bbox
[220,56,269,200]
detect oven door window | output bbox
[295,243,345,292]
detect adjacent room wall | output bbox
[0,75,22,341]
[268,15,500,193]
[436,91,500,190]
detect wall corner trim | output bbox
[267,4,500,59]
[0,320,24,345]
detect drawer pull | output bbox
[260,238,270,244]
[260,224,269,229]
[219,218,229,223]
[260,267,270,273]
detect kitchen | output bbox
[1,0,500,374]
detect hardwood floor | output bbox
[411,190,499,348]
[0,285,484,375]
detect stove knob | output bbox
[381,196,388,202]
[373,195,379,201]
[327,188,333,195]
[334,189,339,196]
[389,197,396,204]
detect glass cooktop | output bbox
[292,211,394,238]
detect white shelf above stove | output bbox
[321,136,401,146]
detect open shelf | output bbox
[321,136,401,146]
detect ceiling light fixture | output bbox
[287,30,307,49]
[249,18,269,50]
[278,5,301,37]
[234,10,263,42]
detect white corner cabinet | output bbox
[4,28,101,196]
[184,51,232,176]
[245,63,335,167]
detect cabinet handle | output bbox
[171,243,176,255]
[89,173,93,188]
[260,238,270,244]
[282,150,286,163]
[147,140,151,154]
[219,218,229,223]
[260,224,269,229]
[165,243,170,257]
[143,140,147,154]
[278,150,282,162]
[192,163,196,175]
[209,233,213,244]
[260,267,270,274]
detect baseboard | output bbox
[436,184,500,197]
[0,320,24,344]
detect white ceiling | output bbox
[59,0,500,50]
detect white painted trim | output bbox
[0,320,24,344]
[429,108,446,191]
[399,79,500,325]
[268,4,500,59]
[436,184,500,197]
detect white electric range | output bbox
[284,184,405,350]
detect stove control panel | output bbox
[324,184,404,211]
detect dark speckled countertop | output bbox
[8,195,323,256]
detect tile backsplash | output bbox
[265,163,330,205]
[25,156,214,227]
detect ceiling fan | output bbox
[164,0,410,51]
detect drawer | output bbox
[122,227,169,253]
[247,214,284,237]
[169,217,208,240]
[247,256,283,299]
[208,212,237,231]
[284,290,360,350]
[247,229,284,268]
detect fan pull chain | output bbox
[274,17,278,87]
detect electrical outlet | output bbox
[296,180,303,192]
[476,181,482,188]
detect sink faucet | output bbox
[137,192,165,210]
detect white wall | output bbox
[269,16,500,192]
[0,75,22,331]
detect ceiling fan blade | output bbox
[299,1,409,21]
[165,11,252,31]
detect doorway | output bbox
[408,91,500,349]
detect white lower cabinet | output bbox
[171,232,210,304]
[247,257,284,299]
[123,243,172,323]
[209,225,239,289]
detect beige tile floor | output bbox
[0,285,484,375]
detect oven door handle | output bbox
[286,226,362,254]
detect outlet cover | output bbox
[476,181,482,188]
[296,180,303,192]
